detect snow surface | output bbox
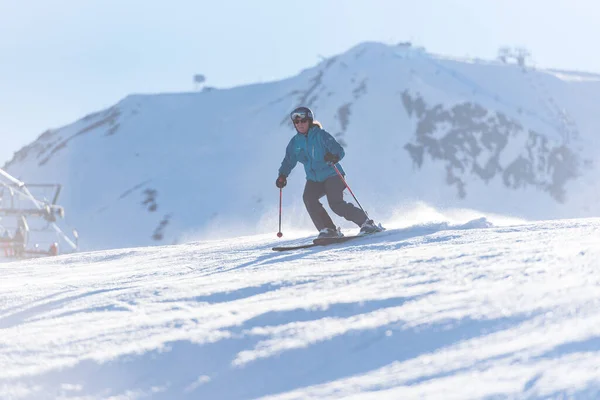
[2,214,600,399]
[3,43,600,397]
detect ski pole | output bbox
[331,164,370,219]
[277,188,283,237]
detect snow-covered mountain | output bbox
[2,217,600,399]
[4,42,600,251]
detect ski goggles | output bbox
[290,111,310,121]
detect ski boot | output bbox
[359,219,384,235]
[317,227,344,239]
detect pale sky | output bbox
[1,0,599,164]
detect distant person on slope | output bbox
[276,106,382,239]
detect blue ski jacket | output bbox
[278,125,346,182]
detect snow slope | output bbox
[3,42,600,252]
[2,216,600,399]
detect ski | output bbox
[313,233,370,246]
[272,243,319,252]
[273,229,385,251]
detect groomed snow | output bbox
[2,215,600,399]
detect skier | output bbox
[1,231,12,257]
[48,242,59,256]
[276,106,382,239]
[12,226,25,258]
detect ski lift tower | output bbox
[0,168,78,259]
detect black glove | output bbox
[275,175,287,189]
[324,152,340,164]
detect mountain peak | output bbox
[3,41,600,252]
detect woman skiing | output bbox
[276,106,381,239]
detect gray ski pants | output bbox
[303,175,368,231]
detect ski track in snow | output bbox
[2,218,600,399]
